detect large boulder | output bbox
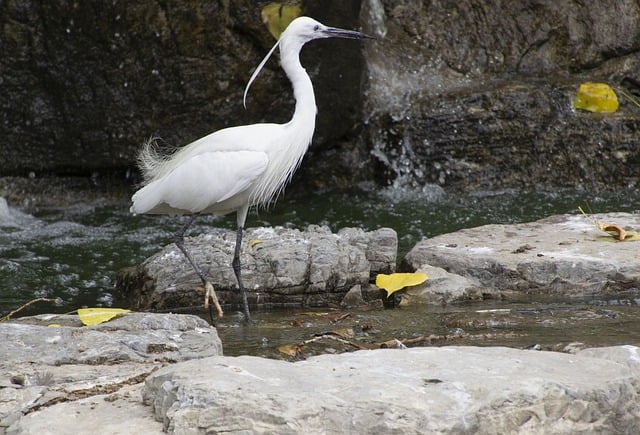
[116,225,397,311]
[144,346,640,433]
[401,212,640,304]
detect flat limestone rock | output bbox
[402,213,640,303]
[117,225,397,311]
[1,313,221,434]
[144,346,640,434]
[5,311,638,435]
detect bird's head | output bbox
[280,16,374,44]
[243,17,374,108]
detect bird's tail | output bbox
[136,136,179,184]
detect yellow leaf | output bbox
[578,206,640,241]
[47,324,61,328]
[574,82,618,113]
[77,308,130,326]
[376,272,428,297]
[261,3,302,40]
[596,222,640,241]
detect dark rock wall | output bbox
[0,0,364,180]
[363,0,640,191]
[2,0,639,191]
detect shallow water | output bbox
[1,185,639,355]
[214,295,640,359]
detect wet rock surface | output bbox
[362,0,640,191]
[116,226,397,312]
[402,212,640,304]
[1,312,221,434]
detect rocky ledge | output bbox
[402,212,640,305]
[0,312,221,434]
[117,213,639,311]
[116,225,397,311]
[2,312,639,434]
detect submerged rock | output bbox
[402,212,640,304]
[116,226,397,311]
[143,346,640,433]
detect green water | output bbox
[1,185,639,355]
[213,296,640,359]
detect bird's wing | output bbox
[131,150,268,214]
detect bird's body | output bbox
[130,17,372,322]
[131,121,312,218]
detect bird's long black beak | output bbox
[322,27,376,40]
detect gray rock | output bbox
[117,226,397,311]
[3,312,222,365]
[577,345,640,375]
[402,213,640,304]
[6,381,162,435]
[1,312,220,434]
[5,312,639,434]
[340,284,366,308]
[399,264,481,306]
[144,346,640,434]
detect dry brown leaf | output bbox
[278,344,303,357]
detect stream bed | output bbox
[1,181,639,356]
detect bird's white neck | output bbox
[280,41,317,129]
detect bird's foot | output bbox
[196,282,223,318]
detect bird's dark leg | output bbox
[174,214,223,318]
[232,226,252,323]
[174,215,208,285]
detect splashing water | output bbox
[1,186,639,319]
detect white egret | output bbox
[130,17,373,323]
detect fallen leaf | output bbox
[261,3,302,40]
[249,239,263,248]
[578,206,640,241]
[574,82,618,113]
[77,308,131,326]
[375,272,428,297]
[277,344,303,357]
[598,222,627,241]
[596,222,640,241]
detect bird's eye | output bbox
[313,24,319,31]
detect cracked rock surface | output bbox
[116,225,397,311]
[402,213,640,304]
[144,346,640,434]
[2,312,639,434]
[1,312,221,434]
